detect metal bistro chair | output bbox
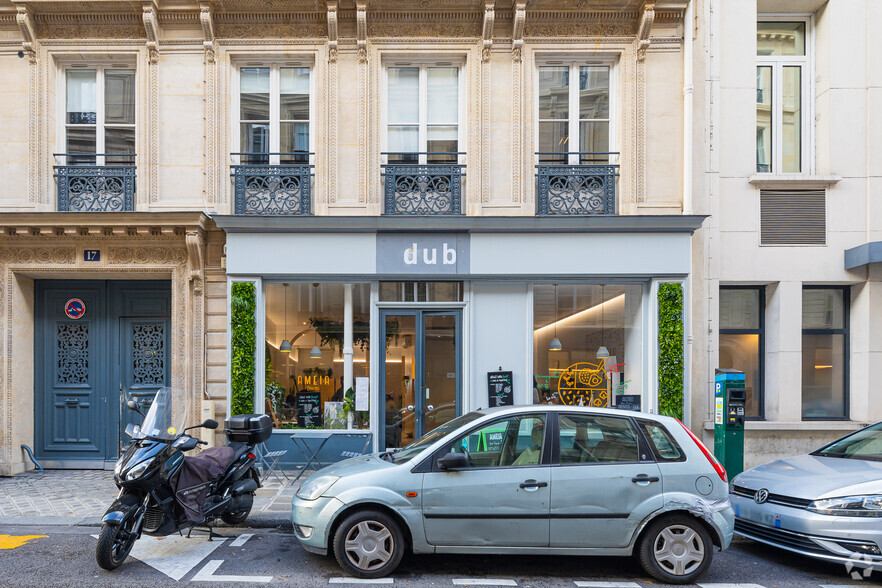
[255,443,289,486]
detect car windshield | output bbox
[134,387,188,441]
[388,411,484,463]
[813,422,882,462]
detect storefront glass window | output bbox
[532,284,643,407]
[719,287,764,418]
[264,283,371,429]
[379,281,463,302]
[802,287,848,420]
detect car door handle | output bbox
[631,474,660,484]
[519,480,548,489]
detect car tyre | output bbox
[333,510,405,579]
[638,514,713,585]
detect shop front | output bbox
[216,216,703,465]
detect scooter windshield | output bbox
[135,387,177,440]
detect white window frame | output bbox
[534,56,618,166]
[756,15,814,175]
[231,60,316,166]
[381,57,467,165]
[57,63,137,166]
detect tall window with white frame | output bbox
[239,65,310,164]
[756,20,809,173]
[802,287,848,420]
[65,67,135,164]
[386,64,459,164]
[537,63,611,164]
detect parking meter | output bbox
[713,368,745,479]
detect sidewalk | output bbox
[0,469,303,528]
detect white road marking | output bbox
[574,583,641,588]
[452,580,518,587]
[698,584,767,588]
[191,559,273,583]
[329,579,394,584]
[91,533,225,581]
[229,533,253,547]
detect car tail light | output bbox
[677,419,727,483]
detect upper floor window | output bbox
[386,64,460,164]
[65,67,135,164]
[756,20,810,173]
[537,63,612,164]
[238,65,311,164]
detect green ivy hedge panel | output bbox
[231,282,256,416]
[658,283,684,420]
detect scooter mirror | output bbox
[126,400,142,413]
[201,419,219,430]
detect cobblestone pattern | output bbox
[0,468,301,519]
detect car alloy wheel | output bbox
[638,514,713,584]
[653,524,705,576]
[333,510,405,579]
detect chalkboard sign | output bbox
[615,394,642,412]
[487,371,514,407]
[296,392,323,427]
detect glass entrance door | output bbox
[381,310,461,449]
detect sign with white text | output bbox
[376,233,469,275]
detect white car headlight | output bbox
[125,458,154,481]
[296,475,339,501]
[808,495,882,517]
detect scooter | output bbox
[96,386,271,571]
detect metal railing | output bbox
[231,152,313,215]
[535,152,619,216]
[381,152,465,215]
[54,153,136,212]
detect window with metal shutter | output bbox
[759,189,826,246]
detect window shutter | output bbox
[760,189,826,246]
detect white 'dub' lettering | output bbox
[404,243,418,265]
[423,247,437,265]
[443,242,456,265]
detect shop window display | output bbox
[532,284,643,407]
[264,283,371,429]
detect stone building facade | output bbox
[0,0,704,474]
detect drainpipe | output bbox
[683,0,694,215]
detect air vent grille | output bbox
[760,189,826,246]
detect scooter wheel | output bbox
[96,523,136,570]
[221,504,252,525]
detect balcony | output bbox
[54,153,136,212]
[382,152,465,215]
[231,153,313,215]
[535,152,619,216]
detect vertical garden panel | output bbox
[231,282,257,416]
[658,283,684,419]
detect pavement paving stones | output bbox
[0,467,307,528]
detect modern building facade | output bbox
[693,0,882,467]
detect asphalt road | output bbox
[0,524,873,587]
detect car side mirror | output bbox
[437,452,468,471]
[201,419,219,430]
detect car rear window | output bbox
[637,420,686,462]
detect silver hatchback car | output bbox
[291,405,734,584]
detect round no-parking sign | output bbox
[64,298,86,319]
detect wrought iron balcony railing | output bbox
[231,152,313,215]
[54,153,136,212]
[382,152,465,215]
[535,152,619,216]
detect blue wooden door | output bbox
[36,280,171,466]
[113,282,171,455]
[36,282,109,466]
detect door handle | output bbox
[631,474,660,485]
[519,480,548,490]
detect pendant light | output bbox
[309,282,322,359]
[279,283,292,353]
[596,284,609,359]
[549,284,562,351]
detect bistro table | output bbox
[289,430,373,483]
